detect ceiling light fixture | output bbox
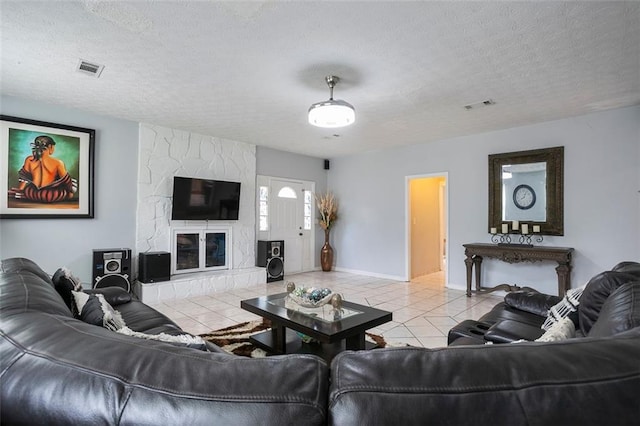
[308,75,355,128]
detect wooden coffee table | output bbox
[241,292,392,362]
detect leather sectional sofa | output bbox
[1,258,328,425]
[2,257,639,425]
[329,262,640,425]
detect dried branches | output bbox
[315,191,338,230]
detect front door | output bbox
[269,179,311,275]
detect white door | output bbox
[269,179,311,275]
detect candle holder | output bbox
[491,232,542,247]
[518,235,533,245]
[490,233,511,244]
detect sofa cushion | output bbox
[72,291,126,331]
[484,319,545,343]
[84,286,132,306]
[611,261,640,276]
[52,267,83,314]
[479,302,546,327]
[588,282,640,338]
[579,271,639,335]
[115,299,183,333]
[0,257,54,286]
[504,291,562,317]
[0,270,72,318]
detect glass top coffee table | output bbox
[241,292,392,362]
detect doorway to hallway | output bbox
[406,174,448,286]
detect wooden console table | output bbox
[463,243,574,297]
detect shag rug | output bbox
[199,320,394,358]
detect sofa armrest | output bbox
[484,319,545,343]
[84,286,132,306]
[504,291,561,317]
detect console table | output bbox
[463,243,574,297]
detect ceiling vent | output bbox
[464,99,495,110]
[76,60,104,78]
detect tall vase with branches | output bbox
[315,191,338,271]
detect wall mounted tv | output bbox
[171,176,241,221]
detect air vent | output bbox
[464,99,495,110]
[76,60,104,78]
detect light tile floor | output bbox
[151,270,502,348]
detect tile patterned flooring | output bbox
[151,270,502,348]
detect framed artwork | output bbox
[0,115,95,218]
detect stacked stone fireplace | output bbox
[134,124,264,303]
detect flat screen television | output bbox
[171,176,241,221]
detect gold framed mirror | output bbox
[489,146,564,236]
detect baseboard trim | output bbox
[301,267,465,292]
[332,266,407,282]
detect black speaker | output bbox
[324,159,330,170]
[257,240,284,282]
[92,248,131,292]
[138,251,171,283]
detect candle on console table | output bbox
[501,223,509,234]
[521,223,529,234]
[512,220,519,231]
[533,225,541,233]
[490,227,497,234]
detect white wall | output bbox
[136,123,257,270]
[0,95,139,280]
[3,96,637,294]
[329,106,640,295]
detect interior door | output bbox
[269,179,309,275]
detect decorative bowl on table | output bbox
[287,284,333,308]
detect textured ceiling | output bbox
[1,1,639,158]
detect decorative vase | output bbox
[321,229,334,272]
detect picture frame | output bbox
[1,115,95,218]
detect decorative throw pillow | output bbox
[72,291,126,331]
[536,316,576,342]
[116,327,208,351]
[541,284,586,331]
[52,267,83,315]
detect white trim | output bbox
[171,226,232,275]
[256,175,316,273]
[333,266,407,282]
[404,172,450,284]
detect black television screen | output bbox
[171,177,241,220]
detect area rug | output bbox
[199,320,396,358]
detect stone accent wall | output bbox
[135,123,262,302]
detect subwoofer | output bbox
[92,248,131,292]
[257,240,284,282]
[138,251,171,283]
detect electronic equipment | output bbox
[257,240,284,282]
[171,176,241,221]
[92,248,131,292]
[138,251,171,283]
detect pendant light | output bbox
[308,75,355,128]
